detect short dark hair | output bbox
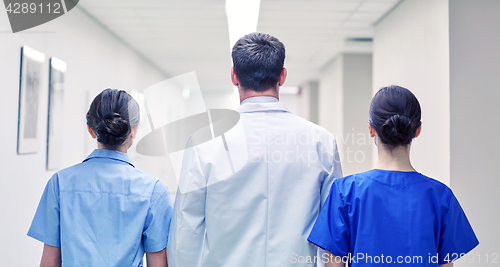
[369,85,422,147]
[86,89,140,147]
[231,32,285,92]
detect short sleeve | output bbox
[437,192,479,264]
[27,174,61,247]
[308,181,350,257]
[143,181,174,252]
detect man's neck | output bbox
[239,87,279,103]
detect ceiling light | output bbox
[225,0,261,50]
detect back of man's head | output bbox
[231,32,285,92]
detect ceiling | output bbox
[78,0,400,92]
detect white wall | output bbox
[375,0,500,265]
[449,0,500,265]
[0,7,168,266]
[318,54,372,176]
[342,54,373,176]
[305,81,319,124]
[373,0,450,184]
[319,56,343,139]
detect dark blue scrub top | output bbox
[308,169,479,266]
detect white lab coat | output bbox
[167,97,343,267]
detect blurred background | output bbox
[0,0,499,266]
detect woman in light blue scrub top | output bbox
[28,89,173,267]
[308,86,478,267]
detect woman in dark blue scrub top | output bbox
[308,86,478,267]
[28,89,172,267]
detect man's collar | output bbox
[240,96,279,105]
[237,99,290,114]
[83,149,135,167]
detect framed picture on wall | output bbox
[46,57,67,170]
[17,46,45,154]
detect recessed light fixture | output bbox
[345,37,373,43]
[225,0,261,50]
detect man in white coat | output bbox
[167,32,343,267]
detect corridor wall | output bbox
[0,7,167,266]
[374,0,500,265]
[449,0,500,265]
[319,54,373,176]
[373,0,450,185]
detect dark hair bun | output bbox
[86,89,140,148]
[369,85,422,148]
[95,113,130,147]
[379,114,416,146]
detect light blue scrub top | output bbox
[167,96,343,267]
[308,169,479,266]
[28,149,173,267]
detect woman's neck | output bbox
[375,143,416,172]
[97,143,128,153]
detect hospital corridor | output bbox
[0,0,499,266]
